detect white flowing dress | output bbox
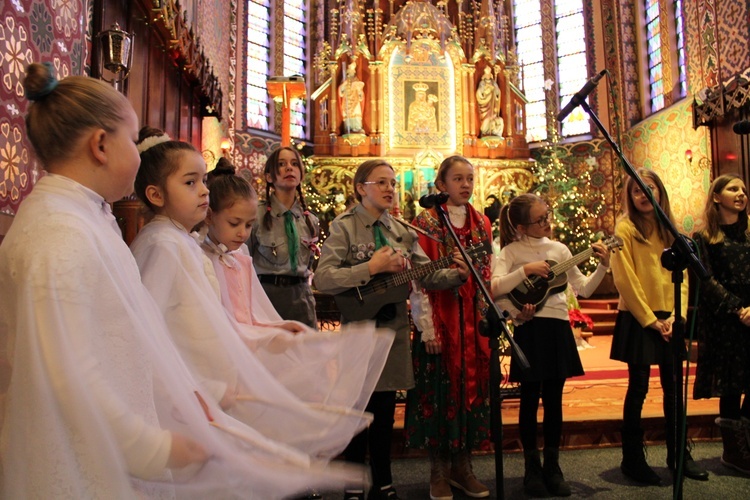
[0,175,367,499]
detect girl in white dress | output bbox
[1,62,353,500]
[130,127,389,479]
[201,164,392,411]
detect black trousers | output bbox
[344,390,397,489]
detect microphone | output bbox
[556,69,608,122]
[733,120,750,135]
[419,192,450,209]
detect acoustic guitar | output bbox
[334,240,493,322]
[507,235,623,310]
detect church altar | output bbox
[307,0,535,211]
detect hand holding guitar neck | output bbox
[590,240,612,267]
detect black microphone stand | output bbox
[431,202,530,499]
[579,100,710,499]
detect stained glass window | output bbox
[246,0,270,130]
[674,0,687,98]
[284,0,307,139]
[645,0,664,112]
[555,0,589,137]
[514,0,590,143]
[514,0,545,142]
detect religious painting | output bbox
[405,81,440,134]
[384,41,460,153]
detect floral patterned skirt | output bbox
[403,330,492,453]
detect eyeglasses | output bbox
[362,179,397,191]
[525,211,552,227]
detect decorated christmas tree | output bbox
[532,130,604,273]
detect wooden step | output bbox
[580,308,617,321]
[578,298,618,310]
[591,321,616,335]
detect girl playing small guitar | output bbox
[491,193,610,497]
[314,159,469,500]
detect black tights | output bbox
[623,362,675,432]
[719,393,750,420]
[344,390,397,489]
[519,378,566,451]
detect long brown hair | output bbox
[699,173,749,244]
[620,168,675,246]
[261,147,316,238]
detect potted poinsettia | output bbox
[565,288,595,349]
[568,308,594,331]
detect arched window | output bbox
[644,0,687,113]
[245,0,308,140]
[246,0,271,130]
[284,0,307,139]
[513,0,590,143]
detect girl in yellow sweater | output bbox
[610,169,708,485]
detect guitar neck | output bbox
[384,254,454,288]
[550,247,595,276]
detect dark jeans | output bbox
[519,378,566,451]
[344,390,397,489]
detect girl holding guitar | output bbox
[491,193,611,497]
[314,159,469,500]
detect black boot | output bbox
[665,425,709,481]
[523,449,550,497]
[667,448,709,481]
[543,448,571,496]
[620,428,660,485]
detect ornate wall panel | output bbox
[197,0,232,126]
[621,99,711,234]
[0,0,86,215]
[715,0,748,85]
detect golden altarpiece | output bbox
[307,0,535,213]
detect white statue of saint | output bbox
[476,66,504,137]
[338,61,365,134]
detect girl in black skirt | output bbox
[491,193,611,497]
[610,169,708,484]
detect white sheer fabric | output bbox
[202,239,393,412]
[131,218,389,459]
[0,176,366,498]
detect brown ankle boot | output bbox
[448,450,489,498]
[428,450,453,500]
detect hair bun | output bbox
[24,62,59,101]
[213,158,236,176]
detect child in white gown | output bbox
[201,164,392,411]
[1,63,361,500]
[130,127,391,461]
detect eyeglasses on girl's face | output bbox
[362,179,397,191]
[525,210,552,227]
